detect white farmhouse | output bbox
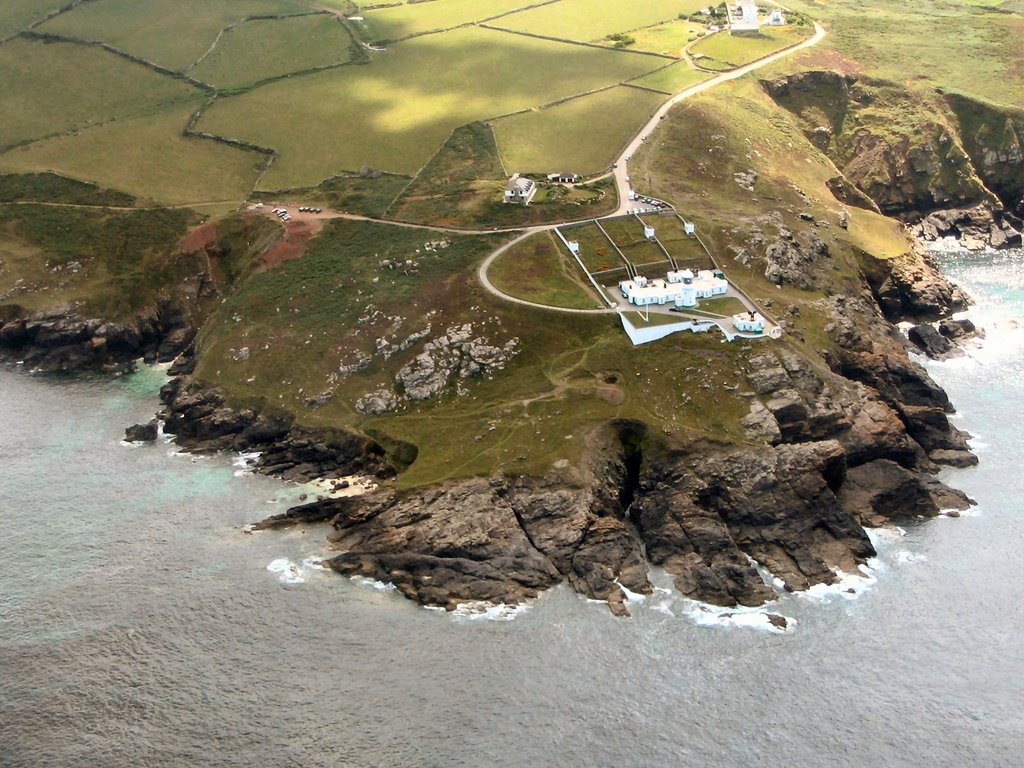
[504,174,537,205]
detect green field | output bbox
[0,38,198,149]
[782,0,1024,108]
[641,214,714,268]
[189,14,355,89]
[496,0,708,43]
[37,0,312,71]
[492,86,664,174]
[598,18,707,56]
[628,61,711,94]
[0,103,263,207]
[690,25,810,70]
[357,0,537,42]
[561,222,623,274]
[489,232,602,309]
[198,26,664,186]
[0,0,70,39]
[598,216,669,267]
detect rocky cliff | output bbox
[763,72,1024,249]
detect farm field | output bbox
[0,103,263,207]
[619,239,669,269]
[561,222,624,274]
[598,18,707,56]
[495,0,708,43]
[492,85,664,175]
[0,0,69,39]
[642,215,714,267]
[198,26,665,187]
[358,0,537,42]
[37,0,312,71]
[488,232,602,309]
[0,38,198,149]
[628,61,710,94]
[690,25,811,70]
[189,14,355,89]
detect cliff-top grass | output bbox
[192,217,759,486]
[487,231,603,309]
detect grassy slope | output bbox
[598,19,708,56]
[37,0,312,71]
[495,0,708,42]
[0,103,263,207]
[629,61,712,94]
[689,25,811,70]
[197,26,665,185]
[189,14,354,89]
[0,38,198,149]
[0,203,202,318]
[491,86,665,174]
[487,231,602,309]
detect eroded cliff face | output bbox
[763,72,1024,248]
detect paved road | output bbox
[610,22,826,215]
[260,21,827,316]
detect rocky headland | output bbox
[246,247,977,615]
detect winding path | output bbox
[477,22,827,310]
[257,21,827,318]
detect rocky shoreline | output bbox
[0,217,992,619]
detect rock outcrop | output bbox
[0,300,195,371]
[159,373,395,482]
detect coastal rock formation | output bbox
[0,300,194,371]
[125,421,159,442]
[764,72,1024,247]
[159,374,394,482]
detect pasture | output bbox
[358,0,537,42]
[189,14,355,89]
[492,86,664,174]
[598,18,707,56]
[494,0,708,43]
[689,25,811,70]
[0,38,197,149]
[0,0,69,39]
[0,103,263,207]
[561,222,624,274]
[628,61,710,94]
[37,0,312,71]
[198,26,664,187]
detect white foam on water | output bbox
[267,557,327,584]
[798,563,879,602]
[266,557,305,584]
[350,576,396,592]
[679,601,795,634]
[232,451,261,477]
[450,601,530,622]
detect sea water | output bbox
[1,249,1021,767]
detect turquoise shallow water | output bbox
[1,249,1022,767]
